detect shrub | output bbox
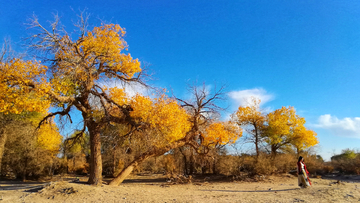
[331,156,360,174]
[216,155,241,175]
[273,154,296,173]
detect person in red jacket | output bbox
[297,156,312,188]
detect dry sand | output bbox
[0,174,359,203]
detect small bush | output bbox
[331,157,360,174]
[273,154,296,173]
[216,155,241,175]
[253,154,274,175]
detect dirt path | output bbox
[0,174,359,202]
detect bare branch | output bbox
[73,9,90,38]
[0,38,13,62]
[37,103,73,129]
[64,124,87,149]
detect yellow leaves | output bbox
[0,59,51,114]
[292,128,318,151]
[129,94,191,144]
[82,24,141,79]
[1,23,143,115]
[82,24,127,56]
[36,121,62,153]
[109,90,191,145]
[20,113,63,154]
[265,106,318,150]
[266,107,294,143]
[109,87,128,106]
[50,76,78,98]
[234,97,318,151]
[129,94,153,120]
[235,97,265,127]
[203,122,242,146]
[150,97,191,143]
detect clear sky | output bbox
[2,0,360,160]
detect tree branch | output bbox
[37,103,73,129]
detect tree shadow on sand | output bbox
[320,174,360,183]
[0,182,48,192]
[200,188,300,193]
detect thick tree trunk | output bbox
[113,148,116,176]
[22,157,28,182]
[212,158,216,174]
[184,155,188,175]
[296,148,300,157]
[271,145,277,160]
[189,149,195,175]
[109,160,138,186]
[64,156,69,174]
[179,147,188,175]
[109,140,186,186]
[87,128,103,185]
[254,125,259,159]
[0,129,7,175]
[73,156,76,170]
[201,164,207,175]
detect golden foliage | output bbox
[265,106,318,150]
[36,121,62,153]
[129,94,191,143]
[235,97,265,127]
[54,24,141,84]
[109,87,128,106]
[1,23,142,115]
[292,128,318,151]
[203,122,242,146]
[0,59,51,114]
[109,90,192,144]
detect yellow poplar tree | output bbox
[1,15,145,185]
[109,84,242,186]
[263,106,318,158]
[292,127,318,155]
[202,121,242,148]
[234,97,265,158]
[0,48,53,172]
[109,93,191,185]
[36,120,62,153]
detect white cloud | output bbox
[228,88,274,107]
[223,88,274,120]
[100,79,149,97]
[314,114,360,139]
[122,82,148,97]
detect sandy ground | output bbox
[0,174,360,203]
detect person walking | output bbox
[297,156,311,188]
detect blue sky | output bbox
[2,1,360,160]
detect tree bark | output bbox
[87,127,103,185]
[254,125,259,159]
[184,155,188,175]
[212,158,216,174]
[296,148,300,157]
[22,157,28,182]
[113,147,116,176]
[109,159,138,186]
[109,140,186,186]
[179,147,188,175]
[189,149,195,175]
[271,144,277,160]
[0,129,7,175]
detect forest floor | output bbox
[0,173,360,202]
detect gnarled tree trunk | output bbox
[109,140,186,186]
[0,129,7,175]
[87,125,103,185]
